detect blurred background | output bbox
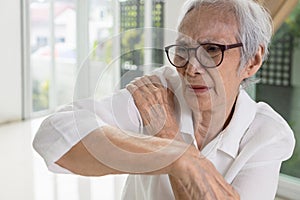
[0,0,299,199]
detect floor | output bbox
[0,118,127,200]
[0,117,293,200]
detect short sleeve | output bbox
[230,114,295,200]
[33,89,142,173]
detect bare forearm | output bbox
[169,175,191,200]
[55,125,239,199]
[56,125,189,176]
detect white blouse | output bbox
[33,66,295,200]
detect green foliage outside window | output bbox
[273,3,300,44]
[32,79,49,112]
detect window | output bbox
[29,0,77,113]
[256,2,300,198]
[25,1,165,199]
[27,0,165,115]
[28,0,117,114]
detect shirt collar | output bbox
[176,88,257,154]
[217,89,257,158]
[153,66,257,154]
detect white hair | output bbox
[177,0,273,86]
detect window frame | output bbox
[277,174,300,199]
[21,0,31,120]
[23,0,111,118]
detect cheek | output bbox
[218,67,242,101]
[208,68,225,95]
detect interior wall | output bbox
[0,1,22,124]
[164,0,185,65]
[165,0,183,30]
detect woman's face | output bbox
[176,7,246,116]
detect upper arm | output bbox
[32,89,142,173]
[232,160,281,200]
[32,99,108,173]
[230,123,295,200]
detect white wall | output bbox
[0,1,22,124]
[165,0,184,30]
[164,0,185,65]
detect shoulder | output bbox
[150,65,182,90]
[151,65,178,76]
[240,101,295,161]
[252,102,293,138]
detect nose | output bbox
[185,56,205,77]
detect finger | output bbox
[129,77,145,88]
[130,76,156,93]
[140,76,157,90]
[148,75,164,88]
[126,83,139,94]
[128,79,152,98]
[147,76,167,101]
[140,75,152,85]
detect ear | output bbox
[240,45,264,79]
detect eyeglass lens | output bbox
[167,44,223,68]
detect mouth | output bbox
[187,85,211,94]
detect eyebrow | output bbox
[197,39,226,45]
[176,40,188,46]
[175,37,187,44]
[197,39,209,44]
[175,40,225,47]
[175,38,199,46]
[175,36,226,46]
[176,34,237,46]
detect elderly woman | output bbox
[33,0,295,199]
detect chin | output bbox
[183,91,212,112]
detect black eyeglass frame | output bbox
[164,42,243,68]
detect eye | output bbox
[201,44,222,58]
[173,46,187,61]
[167,45,188,67]
[175,46,187,55]
[203,44,220,53]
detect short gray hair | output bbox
[177,0,273,86]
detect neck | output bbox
[193,95,238,150]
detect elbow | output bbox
[54,141,109,177]
[32,117,52,158]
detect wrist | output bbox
[169,145,199,178]
[156,126,180,139]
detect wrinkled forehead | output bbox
[177,4,239,44]
[179,3,239,30]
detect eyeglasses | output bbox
[164,43,243,68]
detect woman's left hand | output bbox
[126,75,180,139]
